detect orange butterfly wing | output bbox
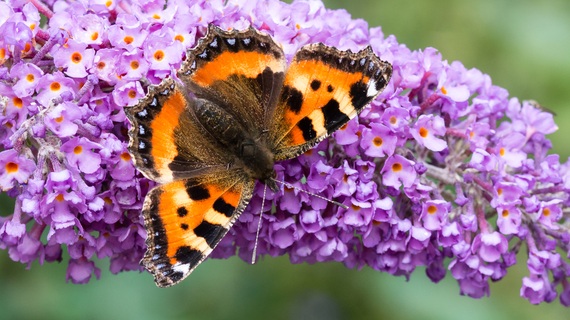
[141,174,255,287]
[268,44,392,160]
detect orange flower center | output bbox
[152,14,161,19]
[0,48,5,58]
[373,137,383,147]
[499,148,505,156]
[5,162,18,173]
[91,32,99,41]
[441,86,447,95]
[154,50,165,61]
[497,188,503,196]
[174,35,184,42]
[128,90,137,99]
[427,205,437,214]
[23,43,32,52]
[50,82,61,91]
[104,197,113,204]
[123,36,134,45]
[54,115,64,123]
[343,174,348,183]
[97,61,106,69]
[502,209,509,217]
[55,194,65,202]
[130,60,140,70]
[389,116,397,125]
[351,204,360,211]
[26,74,35,82]
[71,52,82,64]
[284,186,293,192]
[73,145,83,154]
[372,221,382,225]
[362,165,369,172]
[304,149,313,156]
[340,123,348,131]
[356,131,362,138]
[419,127,428,138]
[13,97,23,108]
[5,122,13,128]
[543,208,550,217]
[121,152,132,161]
[392,163,402,172]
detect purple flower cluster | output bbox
[0,0,568,305]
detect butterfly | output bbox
[125,24,392,287]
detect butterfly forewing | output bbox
[125,78,231,184]
[141,172,255,287]
[178,24,287,134]
[268,44,393,160]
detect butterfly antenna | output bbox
[270,178,349,209]
[252,184,267,264]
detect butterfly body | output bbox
[125,24,392,287]
[193,98,278,190]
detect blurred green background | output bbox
[2,0,570,319]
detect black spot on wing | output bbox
[194,220,223,247]
[174,245,202,265]
[181,223,189,230]
[185,183,210,201]
[297,117,317,141]
[281,85,303,114]
[376,75,387,91]
[213,198,235,218]
[177,207,188,217]
[310,80,321,91]
[349,80,373,111]
[322,99,350,134]
[327,85,334,92]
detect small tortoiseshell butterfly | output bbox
[125,24,392,287]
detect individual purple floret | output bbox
[0,0,568,307]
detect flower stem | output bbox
[30,0,54,19]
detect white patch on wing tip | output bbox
[367,79,378,97]
[173,262,190,274]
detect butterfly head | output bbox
[238,138,279,192]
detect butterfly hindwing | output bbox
[125,78,232,184]
[178,24,287,134]
[141,171,255,287]
[268,44,393,160]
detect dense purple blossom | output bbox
[0,0,568,307]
